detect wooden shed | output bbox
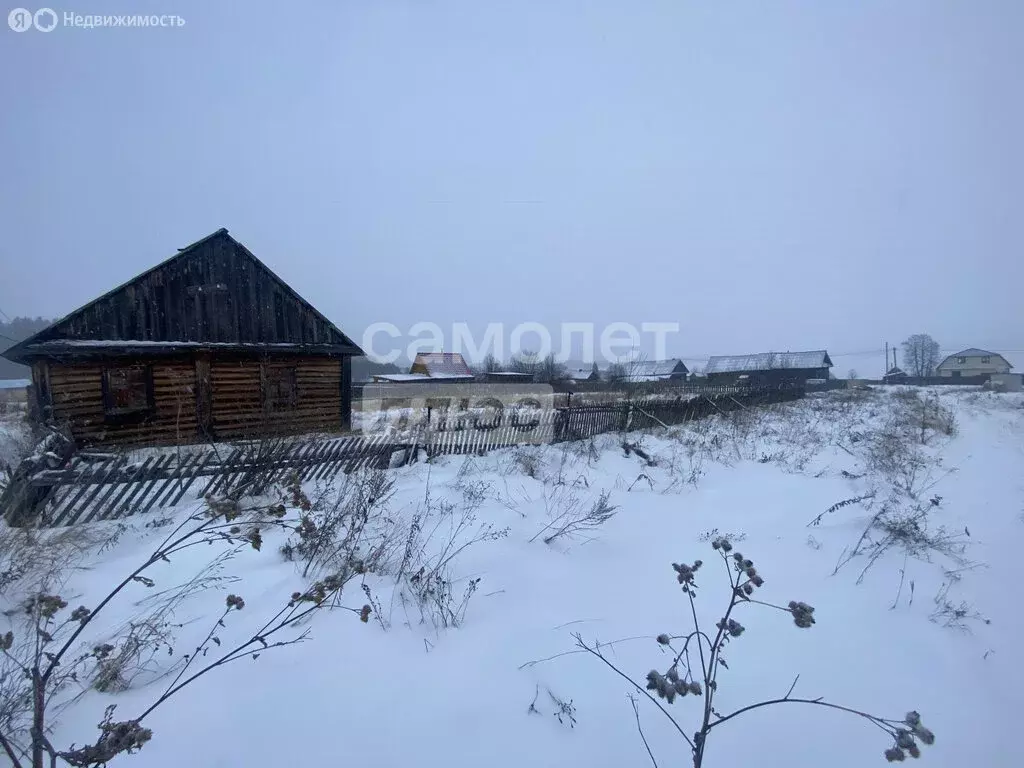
[1,228,364,447]
[704,350,833,387]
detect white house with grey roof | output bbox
[936,348,1012,379]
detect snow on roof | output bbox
[28,340,311,348]
[373,373,432,382]
[0,379,30,390]
[941,348,1008,363]
[372,372,474,382]
[624,359,687,379]
[705,350,832,374]
[412,352,473,377]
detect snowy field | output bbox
[1,387,1022,767]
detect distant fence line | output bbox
[884,375,991,387]
[354,378,776,404]
[354,375,1001,404]
[4,384,801,528]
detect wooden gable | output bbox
[3,229,362,362]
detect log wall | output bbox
[48,360,197,447]
[46,354,344,447]
[210,356,342,439]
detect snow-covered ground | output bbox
[1,387,1022,767]
[0,407,32,470]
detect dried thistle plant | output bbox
[578,537,935,766]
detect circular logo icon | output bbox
[8,7,33,31]
[34,7,57,31]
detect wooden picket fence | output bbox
[7,434,403,528]
[4,385,803,528]
[420,385,802,456]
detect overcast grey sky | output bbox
[1,0,1022,370]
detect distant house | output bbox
[410,352,474,380]
[0,378,30,406]
[0,228,364,447]
[704,350,833,387]
[372,352,475,384]
[935,348,1012,379]
[564,363,602,382]
[883,366,908,384]
[620,359,688,382]
[371,373,434,383]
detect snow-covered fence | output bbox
[4,433,403,528]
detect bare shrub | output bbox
[0,494,372,768]
[807,492,877,527]
[90,551,242,694]
[863,424,951,501]
[0,524,108,606]
[696,528,746,545]
[832,500,972,583]
[530,487,617,545]
[562,437,601,466]
[390,478,509,630]
[660,423,716,493]
[578,538,936,766]
[526,683,579,728]
[929,581,990,633]
[91,618,178,694]
[279,469,398,579]
[509,446,543,479]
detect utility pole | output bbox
[885,342,889,374]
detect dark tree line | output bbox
[0,317,51,380]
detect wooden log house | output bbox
[2,228,364,447]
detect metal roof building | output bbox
[705,350,832,374]
[704,350,832,385]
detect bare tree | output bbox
[604,361,628,382]
[901,335,940,378]
[509,351,540,378]
[481,353,502,374]
[848,369,858,380]
[535,353,567,384]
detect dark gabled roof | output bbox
[2,228,364,363]
[705,350,833,374]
